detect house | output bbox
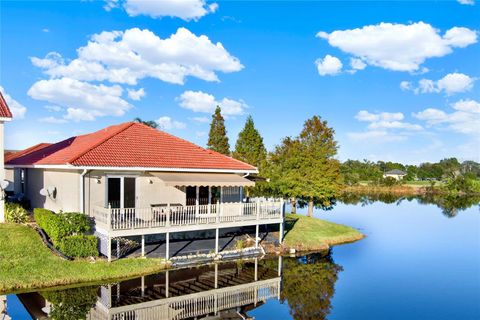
[383,169,407,181]
[0,92,13,223]
[5,122,284,261]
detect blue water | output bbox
[6,198,480,319]
[252,199,480,319]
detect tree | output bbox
[133,117,158,129]
[267,116,342,216]
[207,106,230,155]
[233,116,267,168]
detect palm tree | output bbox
[133,117,158,129]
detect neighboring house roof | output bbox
[5,143,52,163]
[385,169,406,175]
[6,122,256,172]
[0,92,13,119]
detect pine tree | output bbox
[207,106,230,155]
[233,116,267,168]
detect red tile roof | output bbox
[5,143,52,163]
[0,92,13,119]
[6,122,256,171]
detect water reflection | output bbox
[338,193,480,218]
[16,254,341,320]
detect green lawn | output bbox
[283,214,364,251]
[0,223,167,293]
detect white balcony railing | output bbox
[92,201,284,233]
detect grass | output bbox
[283,214,364,252]
[0,223,167,294]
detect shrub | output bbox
[33,209,91,242]
[57,235,98,258]
[41,285,98,319]
[61,212,91,235]
[5,202,29,224]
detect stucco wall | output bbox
[84,171,187,215]
[25,168,81,212]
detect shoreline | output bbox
[0,215,364,294]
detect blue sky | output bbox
[1,0,479,164]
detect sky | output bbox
[0,0,479,164]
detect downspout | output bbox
[79,169,89,214]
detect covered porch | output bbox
[87,171,285,261]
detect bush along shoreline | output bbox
[33,208,99,258]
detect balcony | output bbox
[92,200,285,237]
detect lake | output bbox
[4,195,480,319]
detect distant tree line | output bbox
[340,158,480,185]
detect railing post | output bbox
[256,201,260,221]
[166,203,171,227]
[108,203,112,231]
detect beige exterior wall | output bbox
[7,168,243,216]
[84,171,187,215]
[24,168,81,212]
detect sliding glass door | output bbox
[107,176,136,209]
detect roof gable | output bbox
[0,92,13,119]
[6,122,256,172]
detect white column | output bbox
[254,257,258,281]
[165,270,169,298]
[279,222,284,243]
[215,228,219,254]
[195,186,199,216]
[116,238,120,259]
[278,255,283,277]
[255,224,259,248]
[107,237,112,262]
[141,276,145,297]
[214,263,218,289]
[208,186,212,215]
[141,235,145,257]
[165,232,170,260]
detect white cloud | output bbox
[28,77,132,121]
[196,131,207,137]
[156,116,186,130]
[400,81,412,91]
[355,110,404,122]
[42,28,49,33]
[350,58,366,70]
[109,0,218,20]
[191,116,210,123]
[31,27,243,85]
[127,88,145,101]
[0,86,27,119]
[436,73,474,94]
[457,0,475,4]
[39,116,68,124]
[317,22,477,72]
[402,72,475,95]
[315,55,343,76]
[349,110,422,143]
[414,99,480,134]
[44,105,62,112]
[178,90,247,117]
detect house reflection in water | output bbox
[18,257,283,320]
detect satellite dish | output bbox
[40,186,57,199]
[0,180,9,190]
